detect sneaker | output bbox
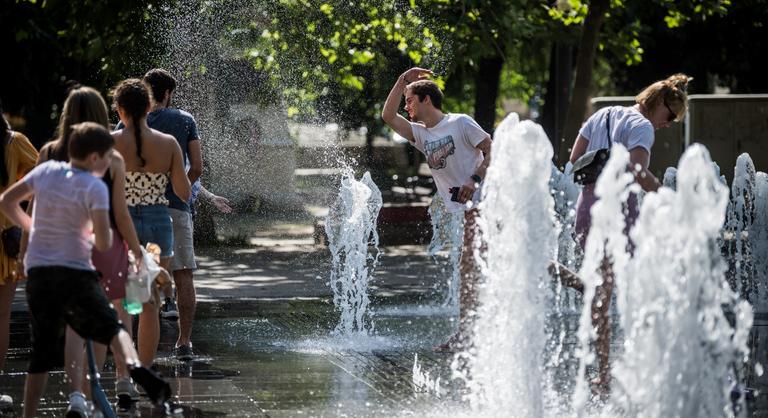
[116,377,140,403]
[161,298,179,320]
[174,344,194,362]
[129,366,171,406]
[66,391,91,418]
[0,393,12,410]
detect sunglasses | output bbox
[664,101,677,123]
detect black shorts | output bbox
[25,266,124,373]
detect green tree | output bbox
[414,0,557,132]
[232,4,438,121]
[554,0,732,158]
[220,0,443,168]
[605,0,768,95]
[2,0,167,144]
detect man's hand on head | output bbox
[402,67,434,83]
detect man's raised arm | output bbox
[381,67,432,143]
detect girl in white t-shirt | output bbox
[568,73,691,396]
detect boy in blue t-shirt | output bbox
[0,122,170,418]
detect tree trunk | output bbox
[561,0,611,150]
[473,55,504,133]
[541,42,573,165]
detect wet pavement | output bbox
[0,220,467,417]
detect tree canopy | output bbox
[1,0,164,144]
[3,0,764,160]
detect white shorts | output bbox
[168,208,197,272]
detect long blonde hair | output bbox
[635,74,692,122]
[50,86,110,161]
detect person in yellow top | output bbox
[0,101,38,410]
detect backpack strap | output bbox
[605,109,612,145]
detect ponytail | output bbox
[131,107,146,167]
[112,79,151,167]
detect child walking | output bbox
[0,122,170,417]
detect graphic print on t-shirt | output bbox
[425,135,456,170]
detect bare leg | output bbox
[64,326,85,394]
[173,269,195,347]
[591,257,614,397]
[160,278,173,301]
[110,329,171,405]
[22,372,48,418]
[84,299,132,396]
[457,208,483,348]
[548,261,584,293]
[137,302,159,366]
[0,278,16,371]
[137,257,173,366]
[111,299,132,379]
[109,329,140,369]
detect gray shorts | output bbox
[169,208,197,272]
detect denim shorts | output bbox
[129,204,174,258]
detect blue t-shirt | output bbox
[116,107,199,212]
[23,161,110,272]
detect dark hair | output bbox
[0,100,9,187]
[112,79,151,166]
[68,122,114,160]
[143,68,177,104]
[50,86,110,162]
[406,80,444,110]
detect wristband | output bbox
[471,174,482,183]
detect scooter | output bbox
[86,340,117,418]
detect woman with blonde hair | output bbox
[27,85,146,413]
[0,100,38,410]
[568,73,692,396]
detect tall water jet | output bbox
[611,144,753,417]
[325,171,383,335]
[724,153,757,302]
[546,161,582,408]
[550,162,581,272]
[460,115,557,415]
[572,143,636,412]
[751,172,768,313]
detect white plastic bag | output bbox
[135,245,162,303]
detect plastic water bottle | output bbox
[123,257,143,315]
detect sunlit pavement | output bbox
[0,238,466,417]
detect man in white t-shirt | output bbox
[382,67,492,351]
